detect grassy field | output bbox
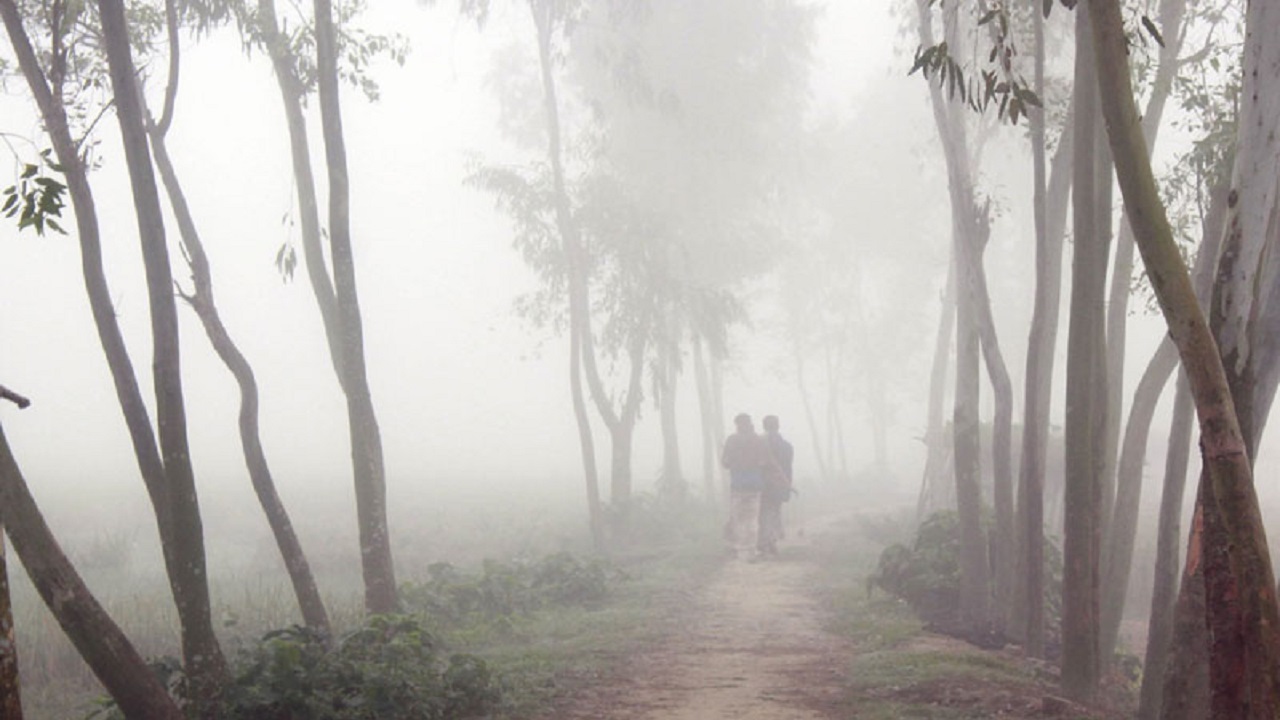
[10,482,725,719]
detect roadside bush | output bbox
[400,551,613,631]
[222,615,497,720]
[869,510,1063,651]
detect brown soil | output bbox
[541,521,852,719]
[538,515,1134,719]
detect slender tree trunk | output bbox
[917,0,989,635]
[530,0,607,547]
[0,524,19,720]
[98,0,228,707]
[919,247,954,522]
[692,334,717,502]
[1102,176,1226,664]
[0,1,232,706]
[1015,19,1074,651]
[794,344,830,485]
[658,321,684,498]
[1092,2,1280,716]
[144,2,330,634]
[711,354,727,499]
[1138,373,1195,720]
[0,424,183,720]
[972,230,1014,633]
[256,0,344,379]
[312,0,398,615]
[1062,6,1105,701]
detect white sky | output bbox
[0,1,912,525]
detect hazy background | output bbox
[0,0,1249,576]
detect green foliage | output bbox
[400,552,613,636]
[3,150,68,236]
[223,616,497,720]
[869,511,1064,652]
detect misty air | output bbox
[0,1,1275,719]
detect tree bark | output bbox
[0,524,20,720]
[1090,1,1280,717]
[919,244,954,522]
[658,315,684,498]
[98,0,228,707]
[1138,372,1195,720]
[312,0,399,613]
[143,0,331,635]
[1015,37,1074,654]
[0,424,184,720]
[0,1,231,708]
[1062,5,1105,701]
[1102,176,1226,665]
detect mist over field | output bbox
[1,0,1278,717]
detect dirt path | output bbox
[556,520,852,719]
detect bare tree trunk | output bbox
[1062,6,1105,701]
[917,0,989,636]
[1138,373,1195,720]
[145,0,330,635]
[692,334,717,502]
[1091,1,1280,716]
[0,423,183,720]
[972,234,1013,633]
[0,524,19,720]
[530,0,607,547]
[312,0,398,614]
[1015,18,1074,650]
[919,248,954,522]
[98,0,228,707]
[1102,177,1226,665]
[658,317,684,498]
[795,343,830,486]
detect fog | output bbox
[5,3,1279,713]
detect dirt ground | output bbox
[545,521,853,719]
[540,512,1134,720]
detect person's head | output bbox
[734,413,753,433]
[763,415,779,433]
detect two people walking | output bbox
[721,413,794,561]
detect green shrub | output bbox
[869,510,1063,650]
[222,615,497,720]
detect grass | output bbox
[11,488,725,720]
[804,505,1121,720]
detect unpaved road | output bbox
[553,520,853,719]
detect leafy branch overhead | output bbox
[3,149,68,236]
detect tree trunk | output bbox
[98,0,228,707]
[1062,6,1105,701]
[1138,373,1195,720]
[658,321,684,498]
[972,228,1013,633]
[0,525,20,720]
[0,424,184,720]
[692,333,717,502]
[144,2,331,635]
[312,0,398,615]
[794,342,830,486]
[919,246,954,522]
[1102,176,1226,665]
[1015,25,1074,652]
[1091,1,1280,716]
[917,0,989,636]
